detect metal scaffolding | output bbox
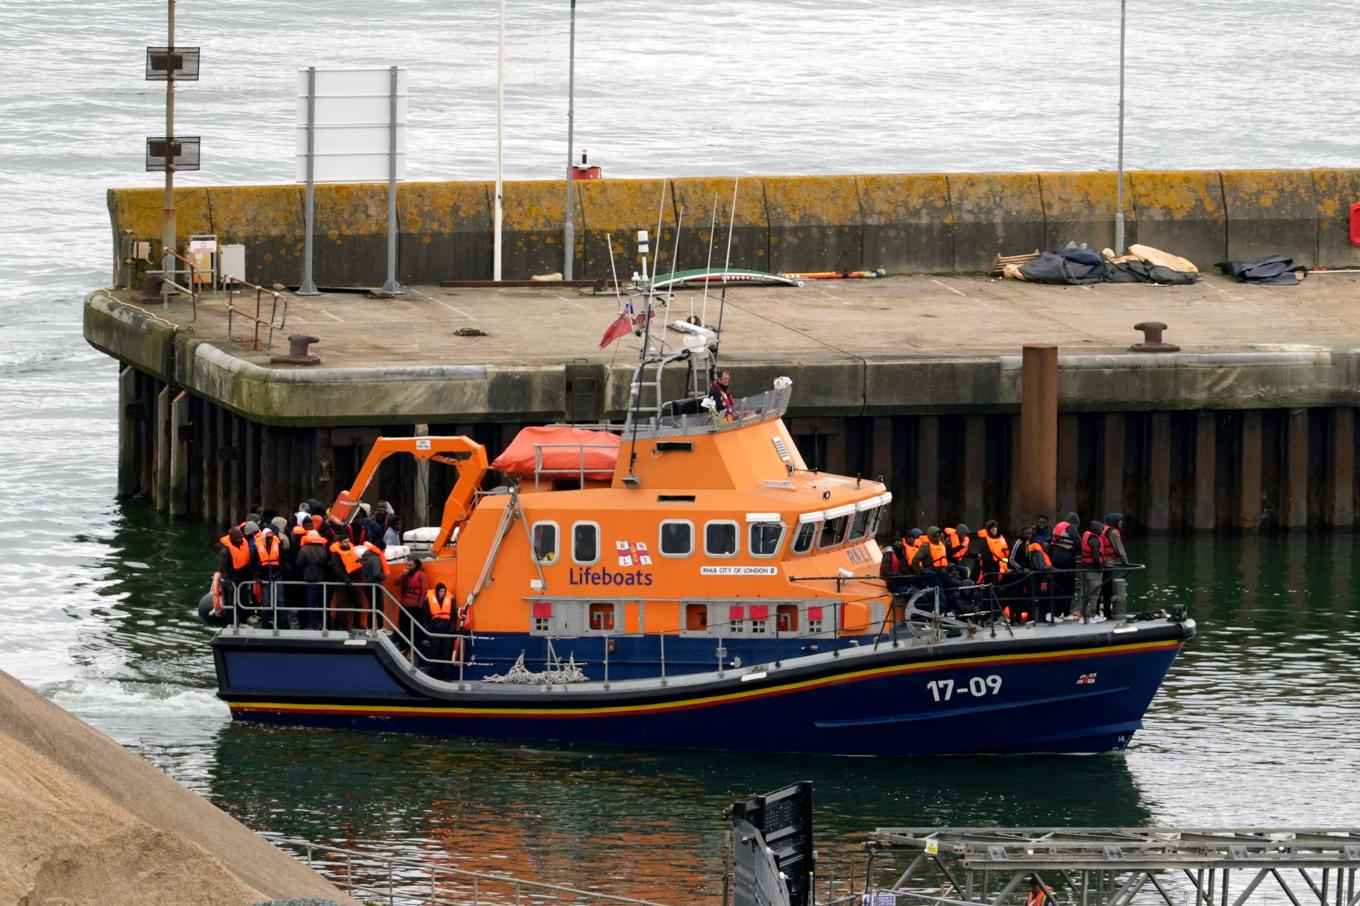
[849,828,1360,906]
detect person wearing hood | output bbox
[1099,513,1132,618]
[1079,519,1108,619]
[1048,512,1082,618]
[296,529,331,629]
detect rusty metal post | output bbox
[1019,344,1058,522]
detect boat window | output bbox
[749,522,784,558]
[532,521,559,564]
[848,508,870,542]
[572,521,600,565]
[792,521,818,555]
[659,520,694,557]
[866,506,883,539]
[820,515,848,548]
[704,521,739,558]
[685,603,708,631]
[588,602,616,632]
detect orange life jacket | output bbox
[255,533,281,568]
[300,530,326,545]
[927,539,949,569]
[1027,889,1048,906]
[426,589,454,621]
[946,529,970,562]
[1027,541,1052,568]
[331,541,363,574]
[219,534,250,571]
[902,537,923,563]
[984,533,1009,574]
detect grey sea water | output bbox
[2,1,1359,902]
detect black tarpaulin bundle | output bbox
[1217,256,1308,285]
[1018,248,1198,286]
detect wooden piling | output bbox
[1193,411,1217,531]
[117,367,137,498]
[169,391,189,519]
[1284,408,1308,529]
[914,415,939,527]
[1018,344,1058,522]
[1147,412,1171,531]
[963,415,985,528]
[1239,410,1263,529]
[1332,408,1355,527]
[1057,414,1078,513]
[1101,413,1124,518]
[155,385,171,513]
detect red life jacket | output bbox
[1099,524,1116,560]
[1051,521,1076,552]
[880,549,902,576]
[1081,531,1104,565]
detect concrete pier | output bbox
[86,262,1360,533]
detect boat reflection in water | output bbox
[207,720,1154,903]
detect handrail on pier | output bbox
[224,278,288,350]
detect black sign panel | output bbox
[146,46,200,80]
[730,781,815,906]
[146,136,201,172]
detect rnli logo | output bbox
[569,566,654,587]
[1077,672,1098,685]
[616,540,652,567]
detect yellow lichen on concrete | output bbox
[947,172,1043,222]
[577,178,671,231]
[206,185,303,239]
[108,187,213,247]
[1128,171,1224,218]
[763,175,860,226]
[400,181,492,233]
[503,180,567,231]
[670,177,767,227]
[1220,169,1316,221]
[1038,171,1134,222]
[313,183,388,236]
[857,174,952,225]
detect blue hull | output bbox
[213,622,1193,756]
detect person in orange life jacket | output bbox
[424,582,456,679]
[1020,527,1058,622]
[1099,512,1132,618]
[900,528,924,568]
[943,523,975,577]
[1079,520,1108,619]
[708,369,735,413]
[1047,511,1081,618]
[397,560,429,655]
[296,529,331,629]
[359,541,390,624]
[911,526,961,612]
[1026,877,1049,906]
[977,520,1010,588]
[254,526,287,629]
[205,526,251,626]
[328,538,366,631]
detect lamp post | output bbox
[161,0,176,306]
[563,0,577,280]
[1114,0,1127,255]
[493,0,505,281]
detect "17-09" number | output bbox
[927,675,1003,702]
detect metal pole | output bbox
[299,66,319,295]
[1114,0,1127,255]
[381,65,402,294]
[161,0,176,308]
[562,0,577,279]
[493,0,505,281]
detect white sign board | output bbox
[296,68,407,183]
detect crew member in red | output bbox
[1048,511,1081,618]
[425,582,456,678]
[707,369,734,413]
[1099,513,1132,619]
[1079,520,1108,619]
[397,560,429,655]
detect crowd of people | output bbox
[879,512,1133,623]
[201,499,467,676]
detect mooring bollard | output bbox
[1130,321,1179,352]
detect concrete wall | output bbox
[108,168,1360,287]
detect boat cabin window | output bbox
[572,521,600,565]
[848,508,871,542]
[820,515,848,548]
[749,521,784,558]
[776,603,799,632]
[704,521,739,558]
[792,520,818,555]
[659,520,694,557]
[588,602,616,632]
[532,521,559,564]
[685,603,708,631]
